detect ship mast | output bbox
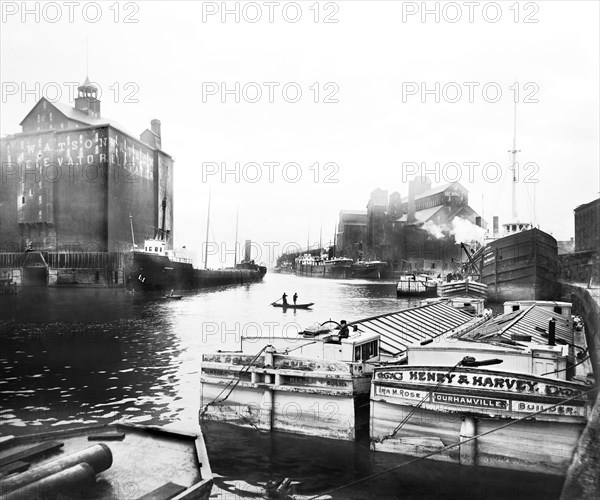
[204,190,211,270]
[234,207,239,266]
[129,213,135,248]
[508,97,521,221]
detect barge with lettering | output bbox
[370,300,594,475]
[199,324,381,441]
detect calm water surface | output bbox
[0,274,562,499]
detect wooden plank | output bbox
[0,441,63,467]
[136,482,187,500]
[0,460,30,477]
[87,432,126,441]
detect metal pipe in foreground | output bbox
[3,463,96,500]
[0,444,112,494]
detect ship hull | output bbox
[371,365,589,475]
[295,263,351,279]
[350,263,387,279]
[124,252,266,291]
[472,228,558,302]
[371,401,585,475]
[200,352,371,441]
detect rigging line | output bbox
[200,345,271,415]
[523,181,535,220]
[541,354,591,377]
[490,155,510,217]
[372,360,463,446]
[307,385,597,500]
[212,347,267,403]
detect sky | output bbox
[1,1,599,266]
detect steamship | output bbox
[294,253,353,278]
[463,107,558,302]
[125,203,266,291]
[124,238,266,292]
[467,222,558,302]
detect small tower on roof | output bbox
[74,76,100,118]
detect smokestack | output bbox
[407,180,416,223]
[493,216,499,237]
[244,240,251,262]
[475,216,481,227]
[548,319,556,346]
[151,119,162,138]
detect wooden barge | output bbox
[199,301,489,440]
[370,301,594,475]
[0,422,213,499]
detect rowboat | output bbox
[163,294,184,300]
[0,422,213,499]
[271,302,314,309]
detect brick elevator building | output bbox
[0,78,174,253]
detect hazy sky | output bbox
[1,1,598,266]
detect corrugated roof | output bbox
[19,98,140,143]
[50,101,135,137]
[456,305,574,345]
[348,302,473,356]
[396,205,445,223]
[415,181,468,200]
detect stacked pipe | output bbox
[0,444,112,499]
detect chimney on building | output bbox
[548,319,556,346]
[493,216,499,237]
[74,76,100,118]
[408,180,416,223]
[151,119,162,138]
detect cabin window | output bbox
[512,305,520,311]
[22,196,25,204]
[431,262,436,269]
[357,340,379,361]
[361,344,369,361]
[155,247,158,252]
[95,271,100,283]
[554,306,563,314]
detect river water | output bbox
[0,274,563,499]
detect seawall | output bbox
[559,283,600,499]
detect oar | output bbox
[270,297,282,305]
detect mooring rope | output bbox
[371,360,463,448]
[199,344,271,418]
